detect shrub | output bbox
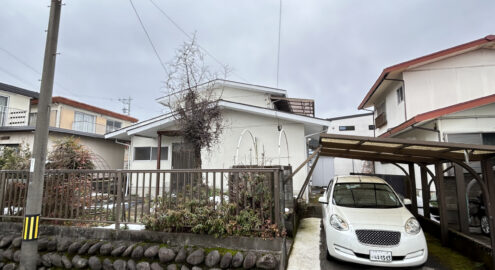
[46,137,94,169]
[0,144,31,170]
[142,200,283,238]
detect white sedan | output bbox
[319,175,428,267]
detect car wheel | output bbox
[481,216,490,235]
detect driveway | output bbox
[288,218,451,270]
[319,222,448,270]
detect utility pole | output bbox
[118,96,132,115]
[20,0,62,269]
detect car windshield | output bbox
[332,183,402,208]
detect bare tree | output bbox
[164,36,228,168]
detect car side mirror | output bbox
[403,198,412,205]
[318,196,328,204]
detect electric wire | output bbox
[148,0,249,83]
[128,0,168,75]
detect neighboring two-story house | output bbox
[0,82,138,169]
[358,34,495,181]
[312,112,375,186]
[106,80,330,193]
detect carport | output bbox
[314,133,495,267]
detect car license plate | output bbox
[369,250,392,262]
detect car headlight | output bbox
[330,214,349,231]
[405,217,421,234]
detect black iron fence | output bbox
[0,168,286,230]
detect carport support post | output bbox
[454,164,469,234]
[435,163,449,245]
[408,163,418,217]
[481,158,495,268]
[420,166,431,219]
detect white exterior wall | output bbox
[201,109,308,193]
[403,49,495,120]
[126,109,309,195]
[438,103,495,137]
[374,49,495,137]
[374,80,407,136]
[129,135,183,170]
[162,85,275,110]
[211,86,272,108]
[312,114,374,186]
[0,90,32,111]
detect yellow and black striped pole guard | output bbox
[22,214,40,241]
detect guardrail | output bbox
[0,168,285,230]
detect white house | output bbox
[105,80,330,194]
[312,112,375,186]
[358,34,495,190]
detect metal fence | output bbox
[0,168,285,229]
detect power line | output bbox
[0,47,41,76]
[0,43,123,102]
[276,0,282,88]
[128,0,168,75]
[148,0,249,83]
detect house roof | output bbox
[0,125,106,139]
[379,94,495,138]
[31,96,138,123]
[358,35,495,109]
[105,100,330,140]
[0,82,39,99]
[327,112,373,121]
[156,79,287,105]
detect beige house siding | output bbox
[0,131,126,169]
[96,116,107,134]
[59,107,74,130]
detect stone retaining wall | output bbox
[0,223,284,270]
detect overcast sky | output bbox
[1,0,494,121]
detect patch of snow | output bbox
[95,223,146,230]
[209,195,229,204]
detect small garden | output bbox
[142,172,286,238]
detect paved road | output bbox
[319,223,448,270]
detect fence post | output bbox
[0,171,5,221]
[274,169,281,229]
[115,170,123,230]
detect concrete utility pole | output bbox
[20,0,62,269]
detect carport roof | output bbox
[319,133,495,164]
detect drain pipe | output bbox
[115,139,131,196]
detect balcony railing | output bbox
[0,106,29,127]
[71,121,108,135]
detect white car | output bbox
[319,175,428,267]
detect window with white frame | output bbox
[134,147,168,161]
[106,120,122,133]
[73,111,96,133]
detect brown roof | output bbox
[358,35,495,109]
[380,94,495,138]
[31,96,138,123]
